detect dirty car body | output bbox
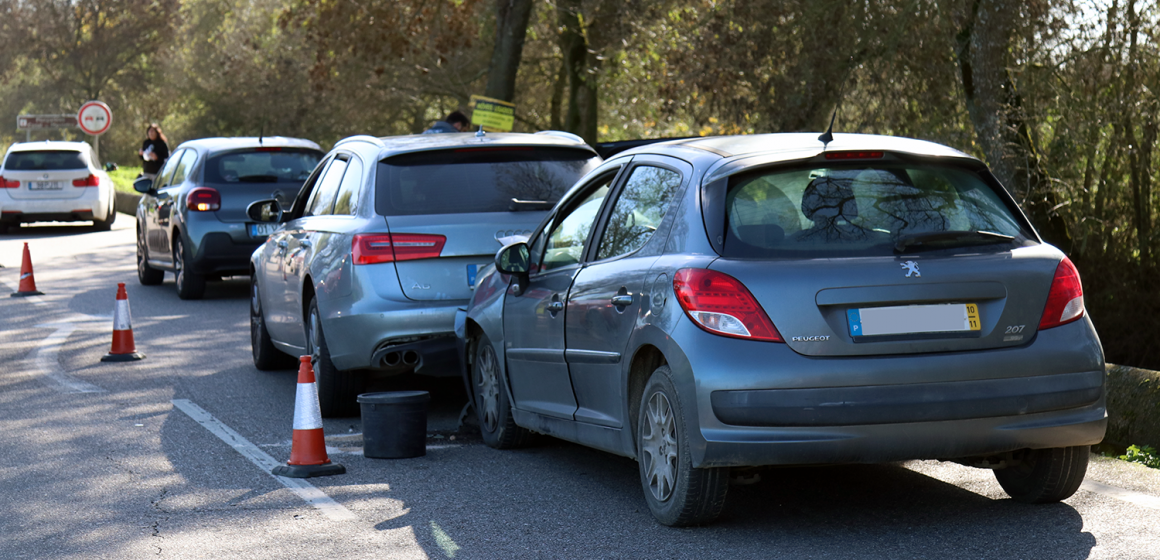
[459,133,1107,526]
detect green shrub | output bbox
[108,166,144,194]
[1120,445,1160,469]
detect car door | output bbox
[266,155,348,347]
[564,157,690,428]
[146,150,185,259]
[503,168,622,420]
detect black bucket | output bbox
[358,391,430,459]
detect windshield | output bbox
[721,162,1034,258]
[203,149,323,184]
[4,150,87,171]
[375,147,601,216]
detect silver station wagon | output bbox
[248,132,601,417]
[459,133,1106,526]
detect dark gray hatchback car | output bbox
[459,133,1106,526]
[134,137,323,299]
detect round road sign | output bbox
[77,101,112,136]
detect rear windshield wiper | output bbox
[508,198,553,212]
[237,174,280,183]
[894,230,1015,253]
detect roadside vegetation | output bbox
[0,0,1158,370]
[108,167,143,194]
[1120,445,1160,469]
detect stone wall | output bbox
[114,191,140,216]
[1106,364,1160,449]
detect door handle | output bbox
[546,301,564,313]
[611,294,633,307]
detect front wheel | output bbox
[306,297,364,417]
[251,276,294,370]
[174,237,205,300]
[994,446,1090,503]
[637,366,729,526]
[472,334,533,449]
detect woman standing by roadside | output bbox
[138,123,170,179]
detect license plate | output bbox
[467,263,489,288]
[30,181,63,190]
[848,303,980,337]
[249,223,278,237]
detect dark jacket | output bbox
[140,138,170,175]
[423,121,460,134]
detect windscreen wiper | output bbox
[894,230,1014,253]
[508,198,553,211]
[237,174,280,183]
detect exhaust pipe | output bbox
[382,351,401,368]
[402,350,420,366]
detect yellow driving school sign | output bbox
[470,95,515,132]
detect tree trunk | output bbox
[953,0,1072,252]
[483,0,535,103]
[557,0,599,144]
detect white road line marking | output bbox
[27,322,104,393]
[171,399,358,521]
[0,277,47,305]
[1081,480,1160,510]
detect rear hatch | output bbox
[376,146,601,301]
[202,147,323,223]
[2,150,94,200]
[706,154,1058,357]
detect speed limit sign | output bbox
[77,101,112,136]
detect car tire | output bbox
[306,296,364,417]
[93,204,116,231]
[174,236,205,300]
[137,227,164,286]
[251,276,294,370]
[472,333,534,449]
[637,366,729,527]
[993,446,1090,503]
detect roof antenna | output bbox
[259,124,264,145]
[476,125,486,138]
[818,110,837,146]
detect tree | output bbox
[484,0,536,102]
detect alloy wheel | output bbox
[641,391,679,502]
[475,343,501,432]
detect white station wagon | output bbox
[0,141,116,234]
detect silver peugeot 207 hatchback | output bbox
[459,133,1106,526]
[247,132,601,416]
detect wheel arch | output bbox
[626,343,668,455]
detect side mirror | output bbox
[132,177,155,194]
[246,199,284,223]
[495,241,530,275]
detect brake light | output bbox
[254,147,283,152]
[72,174,100,187]
[0,177,18,188]
[187,187,221,211]
[352,233,446,265]
[1039,257,1085,330]
[824,151,884,160]
[673,268,783,342]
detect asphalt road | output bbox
[2,216,1160,560]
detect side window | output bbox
[170,150,199,185]
[305,157,348,216]
[596,166,683,260]
[541,176,615,272]
[526,215,552,274]
[332,157,364,216]
[157,150,184,187]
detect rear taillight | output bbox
[72,174,100,187]
[186,187,221,211]
[1039,257,1085,330]
[673,268,783,342]
[0,177,19,188]
[352,233,446,265]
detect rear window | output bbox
[375,147,601,216]
[203,149,322,184]
[722,162,1034,258]
[4,150,87,171]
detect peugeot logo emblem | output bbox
[901,261,921,278]
[42,173,49,180]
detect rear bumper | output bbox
[0,192,110,223]
[190,232,263,275]
[321,297,465,376]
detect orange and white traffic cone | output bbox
[101,283,145,362]
[272,356,346,478]
[10,243,44,297]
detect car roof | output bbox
[6,141,93,153]
[175,137,322,153]
[370,131,598,159]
